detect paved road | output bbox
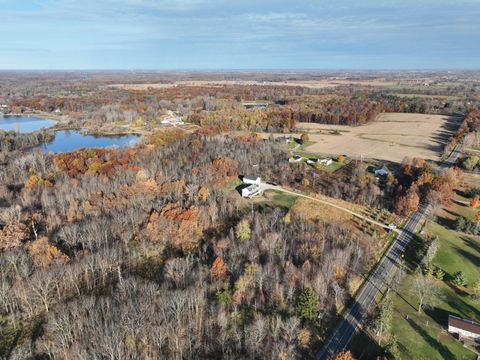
[316,141,464,360]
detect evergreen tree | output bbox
[453,271,467,287]
[296,287,319,322]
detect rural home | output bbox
[448,315,480,343]
[306,158,318,165]
[242,102,268,109]
[242,184,262,198]
[291,155,303,162]
[243,176,261,185]
[375,165,390,176]
[320,158,333,166]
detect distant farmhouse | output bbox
[448,315,480,343]
[242,102,269,110]
[160,111,185,125]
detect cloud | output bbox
[0,0,478,69]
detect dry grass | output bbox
[288,197,353,222]
[107,78,400,91]
[298,113,462,163]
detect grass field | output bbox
[257,189,298,209]
[350,188,480,359]
[390,219,480,360]
[396,193,480,359]
[291,150,349,172]
[297,113,463,163]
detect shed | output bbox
[448,315,480,343]
[375,165,390,177]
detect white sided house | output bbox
[320,158,333,166]
[448,315,480,343]
[242,184,262,198]
[243,176,261,185]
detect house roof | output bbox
[244,175,260,181]
[449,315,480,334]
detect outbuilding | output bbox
[243,176,261,185]
[320,158,333,166]
[448,315,480,343]
[374,165,390,177]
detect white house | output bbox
[448,315,480,343]
[160,112,184,125]
[290,155,303,162]
[243,176,261,185]
[306,159,318,165]
[243,102,268,109]
[375,165,390,177]
[320,158,333,166]
[242,184,262,198]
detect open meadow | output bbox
[298,113,462,163]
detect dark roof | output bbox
[449,315,480,334]
[244,175,260,181]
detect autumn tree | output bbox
[211,257,228,280]
[300,133,310,142]
[371,294,393,346]
[331,350,356,360]
[411,269,442,313]
[470,196,480,208]
[235,219,251,242]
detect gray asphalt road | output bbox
[316,141,463,360]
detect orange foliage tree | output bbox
[211,257,228,280]
[331,350,356,360]
[470,196,480,208]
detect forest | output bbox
[0,131,380,359]
[2,71,475,133]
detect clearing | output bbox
[297,113,462,163]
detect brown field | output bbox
[298,113,462,163]
[107,78,399,90]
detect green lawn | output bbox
[390,220,480,360]
[286,139,315,150]
[258,189,298,209]
[452,193,478,222]
[350,217,480,359]
[291,150,350,173]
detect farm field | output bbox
[106,78,401,90]
[297,113,462,163]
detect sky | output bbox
[0,0,479,70]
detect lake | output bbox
[0,115,56,133]
[42,130,141,153]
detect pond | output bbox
[41,130,141,153]
[0,115,56,133]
